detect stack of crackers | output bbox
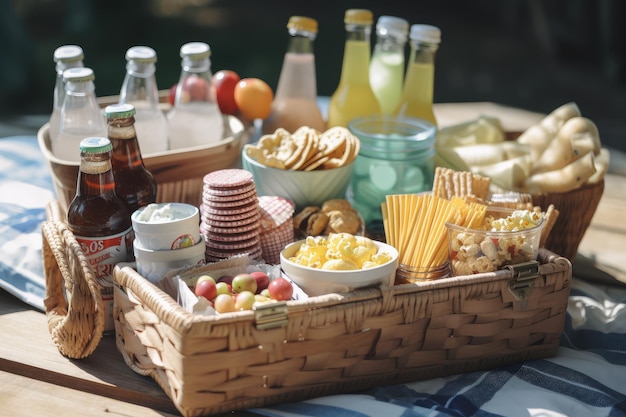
[432,167,559,248]
[244,126,360,171]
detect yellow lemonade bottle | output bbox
[394,24,441,127]
[328,9,381,128]
[369,15,409,114]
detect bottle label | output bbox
[75,228,133,333]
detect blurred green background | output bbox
[2,0,625,153]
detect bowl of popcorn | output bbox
[280,232,399,296]
[446,207,545,276]
[241,126,360,210]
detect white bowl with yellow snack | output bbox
[280,233,399,296]
[241,126,359,210]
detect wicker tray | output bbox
[113,249,571,417]
[38,93,252,215]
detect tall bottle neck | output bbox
[287,33,315,54]
[54,61,84,109]
[78,154,116,196]
[374,34,406,53]
[340,24,373,84]
[408,40,438,65]
[120,61,160,106]
[65,80,97,99]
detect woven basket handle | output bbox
[41,220,105,359]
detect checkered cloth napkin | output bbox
[258,196,295,265]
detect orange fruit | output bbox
[234,78,273,120]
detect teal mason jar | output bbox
[347,115,436,239]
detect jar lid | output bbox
[54,45,84,63]
[180,42,211,59]
[80,137,112,153]
[376,16,409,41]
[105,103,136,119]
[288,16,318,33]
[344,9,373,25]
[62,67,95,82]
[126,45,157,63]
[410,24,441,44]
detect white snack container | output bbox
[134,238,206,283]
[132,202,200,250]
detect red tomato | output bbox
[194,279,217,300]
[234,78,273,120]
[268,277,293,301]
[181,75,209,102]
[250,271,270,293]
[213,70,240,115]
[167,83,177,106]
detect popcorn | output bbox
[289,233,392,271]
[448,209,544,275]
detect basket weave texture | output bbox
[532,179,604,261]
[113,249,571,417]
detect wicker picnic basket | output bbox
[531,179,604,261]
[113,249,571,417]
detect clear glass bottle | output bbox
[167,42,224,149]
[328,9,381,128]
[49,45,85,142]
[119,46,169,154]
[54,67,107,162]
[262,16,326,134]
[369,16,409,115]
[67,137,132,335]
[394,24,441,127]
[105,103,157,216]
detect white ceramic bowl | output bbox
[131,202,201,250]
[241,150,354,211]
[280,238,399,296]
[134,238,206,283]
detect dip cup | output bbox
[131,202,201,250]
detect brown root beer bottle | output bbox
[105,103,157,216]
[67,137,133,335]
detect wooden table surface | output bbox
[1,103,624,416]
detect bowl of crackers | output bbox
[242,126,360,210]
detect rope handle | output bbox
[41,220,104,359]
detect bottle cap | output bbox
[54,45,84,63]
[344,9,373,25]
[126,46,157,63]
[105,103,136,119]
[62,67,95,82]
[410,24,441,44]
[180,42,211,59]
[287,16,318,33]
[80,137,112,153]
[376,16,409,41]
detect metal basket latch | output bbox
[506,261,540,300]
[254,301,288,330]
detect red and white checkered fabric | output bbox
[258,196,295,265]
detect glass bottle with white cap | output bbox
[55,67,107,162]
[119,46,169,154]
[49,45,85,142]
[369,16,409,115]
[167,41,224,149]
[394,24,441,127]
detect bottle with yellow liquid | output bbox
[394,24,441,127]
[328,9,381,128]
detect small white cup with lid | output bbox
[131,202,201,250]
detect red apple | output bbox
[194,279,217,300]
[267,277,293,301]
[181,74,209,102]
[213,69,240,115]
[250,271,270,293]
